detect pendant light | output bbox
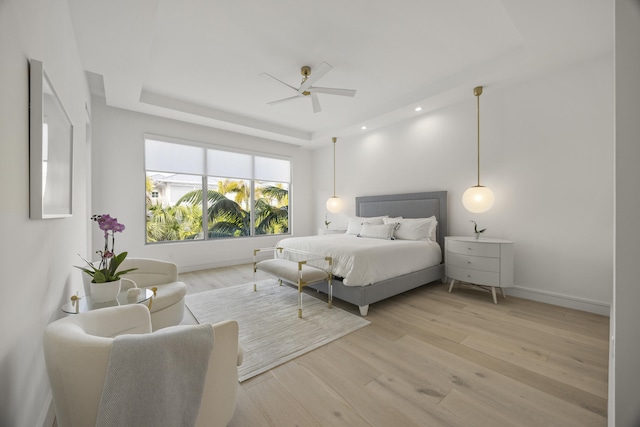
[462,86,495,213]
[326,137,343,213]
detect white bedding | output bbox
[275,234,442,287]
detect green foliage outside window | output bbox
[145,175,288,243]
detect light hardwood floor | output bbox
[179,265,609,427]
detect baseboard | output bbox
[506,286,610,316]
[178,257,254,273]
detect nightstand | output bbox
[317,229,346,235]
[445,236,514,304]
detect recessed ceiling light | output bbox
[415,106,422,112]
[361,126,367,130]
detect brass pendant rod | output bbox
[332,137,337,197]
[474,86,483,187]
[477,91,480,186]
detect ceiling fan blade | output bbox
[308,86,357,97]
[311,93,321,113]
[260,73,301,96]
[267,95,303,106]
[299,62,333,92]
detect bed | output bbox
[276,191,447,315]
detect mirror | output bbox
[29,59,73,219]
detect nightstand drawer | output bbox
[447,239,500,257]
[446,265,501,287]
[447,252,500,273]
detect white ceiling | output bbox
[67,0,613,149]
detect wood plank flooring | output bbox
[179,265,609,427]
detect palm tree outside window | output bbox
[144,138,290,243]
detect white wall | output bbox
[612,0,640,425]
[0,2,617,425]
[91,97,314,271]
[0,1,91,426]
[313,55,614,314]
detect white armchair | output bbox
[119,258,187,331]
[44,304,242,427]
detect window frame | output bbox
[144,134,292,244]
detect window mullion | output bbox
[202,175,208,240]
[250,180,255,237]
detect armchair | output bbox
[44,304,242,427]
[119,258,187,331]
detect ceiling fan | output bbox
[260,62,357,113]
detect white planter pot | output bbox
[89,279,122,303]
[82,272,93,298]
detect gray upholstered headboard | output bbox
[355,191,448,251]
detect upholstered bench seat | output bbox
[253,248,333,318]
[256,258,329,285]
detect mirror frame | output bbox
[29,59,74,219]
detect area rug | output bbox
[185,280,370,382]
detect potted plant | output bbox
[76,214,137,302]
[470,220,487,239]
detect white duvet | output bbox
[275,234,442,287]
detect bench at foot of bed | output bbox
[253,248,333,318]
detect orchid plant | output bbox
[76,214,137,283]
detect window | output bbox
[145,137,290,243]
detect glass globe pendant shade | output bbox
[326,196,343,213]
[462,185,495,213]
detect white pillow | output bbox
[382,217,402,224]
[391,216,437,241]
[357,223,397,240]
[346,216,388,235]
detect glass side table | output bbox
[62,288,154,314]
